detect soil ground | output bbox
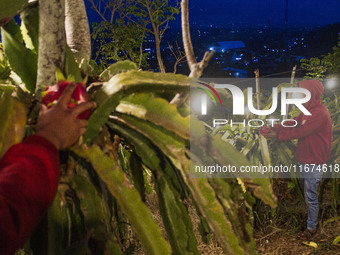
[254,179,340,255]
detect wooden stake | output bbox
[254,69,272,167]
[286,65,297,118]
[290,65,297,84]
[254,69,261,110]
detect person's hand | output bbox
[262,130,278,140]
[35,83,96,150]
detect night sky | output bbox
[86,0,340,27]
[189,0,340,26]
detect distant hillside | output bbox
[305,22,340,57]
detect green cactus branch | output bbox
[71,144,171,255]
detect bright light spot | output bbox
[190,91,213,116]
[201,94,207,115]
[326,79,337,90]
[209,47,214,51]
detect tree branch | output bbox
[171,0,215,106]
[125,16,154,34]
[159,15,173,27]
[181,0,196,69]
[159,19,169,39]
[109,0,123,23]
[145,0,158,36]
[88,0,108,22]
[181,0,214,78]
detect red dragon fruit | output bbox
[42,81,92,119]
[259,126,271,135]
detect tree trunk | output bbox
[181,0,196,71]
[155,33,166,73]
[65,0,91,64]
[36,0,66,93]
[171,0,215,106]
[181,0,214,78]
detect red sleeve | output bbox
[0,135,60,255]
[277,111,324,141]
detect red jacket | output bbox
[274,80,332,164]
[0,135,60,255]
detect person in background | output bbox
[0,83,96,254]
[263,80,332,240]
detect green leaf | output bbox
[65,45,82,82]
[71,145,171,255]
[0,46,11,80]
[333,235,340,245]
[117,93,190,140]
[47,193,68,255]
[0,92,27,158]
[189,177,246,254]
[111,113,187,172]
[84,71,190,144]
[155,174,199,255]
[107,120,187,196]
[72,174,107,241]
[209,179,257,254]
[198,217,211,244]
[108,115,247,254]
[55,67,66,81]
[0,0,28,26]
[107,116,198,254]
[99,60,138,81]
[107,121,161,170]
[240,138,255,156]
[20,2,39,51]
[0,84,15,93]
[129,152,146,202]
[302,241,318,248]
[190,117,277,208]
[259,135,271,166]
[1,20,37,92]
